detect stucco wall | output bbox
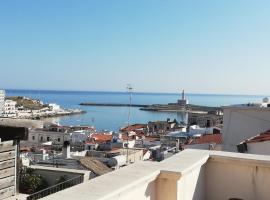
[206,158,270,200]
[247,141,270,155]
[222,108,270,152]
[40,150,270,200]
[30,166,91,186]
[177,165,205,200]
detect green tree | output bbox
[19,168,48,194]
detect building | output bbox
[177,89,189,107]
[71,130,89,144]
[188,113,223,128]
[40,149,270,200]
[147,119,184,135]
[222,102,270,152]
[237,129,270,155]
[185,133,222,150]
[48,103,60,111]
[0,90,5,116]
[3,99,17,117]
[28,129,70,145]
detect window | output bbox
[32,136,35,141]
[47,137,50,141]
[40,136,43,141]
[58,138,60,142]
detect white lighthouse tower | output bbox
[178,89,188,106]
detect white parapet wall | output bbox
[222,106,270,152]
[40,149,270,200]
[29,165,91,186]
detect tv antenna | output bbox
[126,84,133,164]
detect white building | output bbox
[0,90,5,116]
[3,99,17,117]
[237,130,270,155]
[49,103,61,111]
[28,129,70,145]
[71,130,89,144]
[222,100,270,152]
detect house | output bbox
[48,103,60,111]
[70,130,89,144]
[3,99,17,118]
[185,133,222,150]
[147,119,185,135]
[237,130,270,155]
[222,100,270,152]
[28,129,70,146]
[0,90,5,116]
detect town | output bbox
[0,1,269,199]
[2,89,270,200]
[0,90,85,120]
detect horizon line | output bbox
[2,88,269,97]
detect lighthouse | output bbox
[178,89,188,106]
[182,89,185,101]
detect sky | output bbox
[0,0,270,95]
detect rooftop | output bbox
[190,134,222,145]
[243,130,270,144]
[41,149,270,200]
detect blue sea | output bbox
[5,89,266,131]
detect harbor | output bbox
[79,90,222,115]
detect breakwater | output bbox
[79,103,149,107]
[79,102,221,114]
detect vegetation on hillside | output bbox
[7,96,45,110]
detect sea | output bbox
[5,89,266,131]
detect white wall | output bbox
[177,165,205,200]
[206,158,270,200]
[222,107,270,152]
[0,90,5,115]
[247,141,270,155]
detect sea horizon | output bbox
[2,89,267,131]
[3,88,269,98]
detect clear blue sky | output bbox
[0,0,270,95]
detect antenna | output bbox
[126,84,133,126]
[126,84,133,164]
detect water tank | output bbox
[108,155,126,167]
[263,97,270,103]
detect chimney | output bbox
[63,141,70,159]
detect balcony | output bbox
[41,149,270,200]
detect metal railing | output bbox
[26,175,84,200]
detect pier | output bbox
[79,103,149,107]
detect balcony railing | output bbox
[26,175,84,200]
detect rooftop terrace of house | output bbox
[41,149,270,200]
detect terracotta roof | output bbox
[144,136,160,142]
[79,157,112,176]
[91,134,112,143]
[121,124,146,132]
[244,130,270,144]
[191,134,222,145]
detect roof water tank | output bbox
[108,155,126,167]
[263,97,270,103]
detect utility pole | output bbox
[126,84,133,164]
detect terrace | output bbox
[40,149,270,200]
